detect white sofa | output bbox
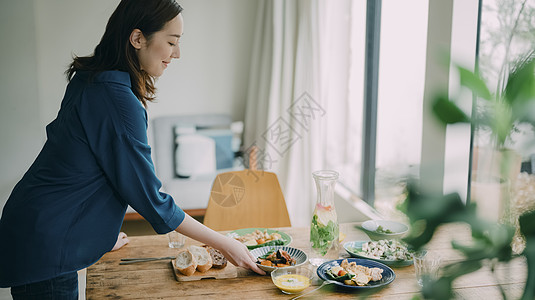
[126,114,241,218]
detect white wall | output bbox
[154,0,258,120]
[0,1,43,214]
[0,0,258,213]
[34,0,120,126]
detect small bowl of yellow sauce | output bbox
[271,266,315,294]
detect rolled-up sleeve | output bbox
[78,76,184,233]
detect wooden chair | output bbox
[203,170,292,231]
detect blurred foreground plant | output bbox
[399,181,535,300]
[399,51,535,300]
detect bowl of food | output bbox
[250,246,308,272]
[271,265,315,294]
[361,220,408,241]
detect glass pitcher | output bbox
[309,170,339,266]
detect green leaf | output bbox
[432,95,470,125]
[401,183,467,250]
[521,239,535,300]
[441,260,483,279]
[421,277,454,300]
[310,216,338,255]
[492,101,514,147]
[520,211,535,300]
[451,239,489,259]
[519,210,535,237]
[325,269,337,280]
[488,225,515,261]
[258,249,276,259]
[402,183,459,221]
[450,226,513,263]
[504,53,535,127]
[458,67,492,100]
[403,223,437,250]
[504,55,535,107]
[325,269,354,282]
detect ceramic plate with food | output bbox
[344,240,414,267]
[316,258,395,289]
[360,220,408,240]
[249,246,307,272]
[227,228,292,249]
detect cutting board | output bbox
[171,259,250,281]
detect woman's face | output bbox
[135,13,183,77]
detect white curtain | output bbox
[318,1,361,189]
[243,0,354,226]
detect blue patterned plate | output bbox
[316,258,395,289]
[249,246,308,272]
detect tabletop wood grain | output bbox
[86,223,527,299]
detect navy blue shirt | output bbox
[0,70,185,287]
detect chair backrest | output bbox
[203,170,291,231]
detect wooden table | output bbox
[86,223,527,299]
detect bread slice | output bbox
[189,245,212,272]
[175,249,197,276]
[202,245,228,269]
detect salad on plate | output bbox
[344,239,414,267]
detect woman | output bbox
[0,0,264,298]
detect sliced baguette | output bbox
[175,249,197,276]
[202,245,228,269]
[189,245,212,272]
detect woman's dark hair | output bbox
[66,0,183,107]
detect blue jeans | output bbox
[10,272,78,300]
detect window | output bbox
[324,1,430,217]
[477,0,535,160]
[470,0,535,229]
[323,0,480,220]
[375,0,428,217]
[322,0,366,200]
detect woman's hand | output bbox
[215,236,266,275]
[176,214,266,275]
[111,232,130,251]
[175,214,265,275]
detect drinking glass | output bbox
[167,231,185,248]
[413,251,441,286]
